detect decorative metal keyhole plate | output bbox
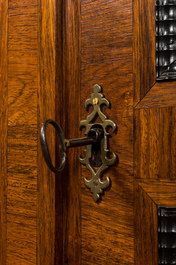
[79,84,116,202]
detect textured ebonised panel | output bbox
[158,207,176,264]
[156,0,176,80]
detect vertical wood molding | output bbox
[0,0,8,263]
[55,0,64,263]
[62,0,81,264]
[38,0,56,264]
[133,0,156,105]
[134,180,158,265]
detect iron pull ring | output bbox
[40,119,103,173]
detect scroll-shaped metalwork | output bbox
[79,84,116,202]
[156,0,176,80]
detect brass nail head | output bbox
[93,98,99,105]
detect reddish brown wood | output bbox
[55,0,64,263]
[5,1,38,264]
[8,0,38,126]
[1,0,176,264]
[0,0,8,263]
[61,0,81,264]
[134,107,176,179]
[134,180,158,265]
[133,0,156,105]
[81,1,133,264]
[135,179,176,206]
[135,82,176,109]
[7,127,37,264]
[38,0,57,264]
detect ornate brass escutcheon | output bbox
[79,84,116,202]
[40,84,116,202]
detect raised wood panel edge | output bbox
[134,81,176,109]
[134,180,158,265]
[133,0,156,106]
[135,179,176,265]
[134,181,158,265]
[0,0,8,263]
[135,179,176,206]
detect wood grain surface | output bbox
[0,0,8,263]
[1,0,176,264]
[61,0,81,264]
[8,0,38,126]
[135,81,176,109]
[133,0,156,105]
[134,179,176,264]
[6,0,38,264]
[134,180,158,265]
[135,179,176,206]
[55,1,64,263]
[81,0,133,264]
[134,107,176,179]
[38,0,56,264]
[7,127,37,264]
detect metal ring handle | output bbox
[40,119,66,173]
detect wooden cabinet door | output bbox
[0,0,176,264]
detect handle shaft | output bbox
[66,128,103,148]
[40,120,103,173]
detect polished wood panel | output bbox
[61,0,81,264]
[81,1,133,264]
[81,173,134,265]
[134,107,176,179]
[133,0,156,105]
[38,0,56,264]
[134,180,158,265]
[135,82,176,109]
[135,179,176,206]
[1,0,176,264]
[0,0,8,263]
[8,0,38,126]
[6,1,38,264]
[7,126,37,264]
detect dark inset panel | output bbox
[156,0,176,79]
[158,207,176,265]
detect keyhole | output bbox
[88,125,104,169]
